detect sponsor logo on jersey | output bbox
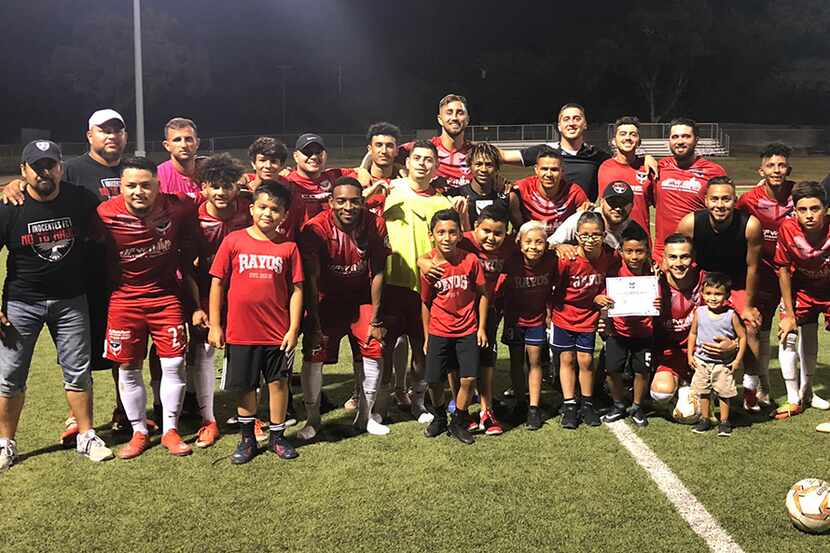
[512,274,549,289]
[106,329,131,355]
[120,239,172,260]
[434,274,470,293]
[238,253,284,274]
[762,228,778,242]
[570,273,604,289]
[635,170,649,185]
[22,217,75,262]
[330,258,367,277]
[660,178,703,193]
[480,258,505,275]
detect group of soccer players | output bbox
[1,93,829,470]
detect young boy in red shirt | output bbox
[208,180,304,463]
[420,209,489,444]
[551,211,620,429]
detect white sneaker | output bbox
[297,423,318,441]
[416,411,434,424]
[366,418,390,436]
[226,416,239,425]
[816,422,830,433]
[810,393,830,410]
[0,439,18,472]
[76,431,114,462]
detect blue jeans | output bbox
[0,295,91,396]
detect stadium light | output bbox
[133,0,146,157]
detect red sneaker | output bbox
[161,429,193,456]
[480,410,504,436]
[117,432,151,460]
[254,419,268,442]
[59,416,79,448]
[195,421,220,448]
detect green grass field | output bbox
[3,154,830,553]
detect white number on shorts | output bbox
[167,325,186,348]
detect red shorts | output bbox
[655,347,692,383]
[382,284,425,345]
[105,296,188,364]
[791,290,830,329]
[304,300,382,364]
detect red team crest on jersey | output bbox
[635,170,649,185]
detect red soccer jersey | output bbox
[608,262,655,338]
[774,217,830,299]
[401,136,473,188]
[284,168,358,220]
[653,156,726,259]
[459,231,516,300]
[551,246,620,332]
[737,183,794,271]
[502,251,557,327]
[196,198,252,306]
[299,209,389,304]
[655,269,703,349]
[420,249,484,337]
[598,157,654,235]
[513,176,589,235]
[209,229,304,345]
[96,193,198,303]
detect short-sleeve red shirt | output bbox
[551,246,620,332]
[284,168,358,220]
[774,217,830,299]
[458,231,516,300]
[737,183,794,272]
[502,250,557,328]
[420,249,484,337]
[513,176,588,235]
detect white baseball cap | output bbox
[88,109,125,130]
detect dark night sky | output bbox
[1,0,828,142]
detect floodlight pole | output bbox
[133,0,146,157]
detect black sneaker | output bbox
[601,404,627,423]
[448,412,475,445]
[691,418,712,434]
[526,406,543,430]
[630,406,649,428]
[269,435,299,459]
[581,402,601,427]
[717,422,732,437]
[561,403,580,429]
[424,411,448,438]
[231,437,259,465]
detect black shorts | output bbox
[221,344,294,392]
[604,334,653,375]
[479,308,502,367]
[425,333,479,384]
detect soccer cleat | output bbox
[581,402,601,427]
[254,419,268,442]
[742,389,760,412]
[601,404,627,424]
[717,422,733,437]
[774,402,802,420]
[630,406,649,428]
[0,440,18,472]
[466,414,479,433]
[268,435,299,459]
[110,407,130,433]
[808,393,830,411]
[479,410,504,436]
[343,396,359,412]
[448,412,475,445]
[815,422,830,433]
[161,429,193,456]
[195,421,220,448]
[117,432,150,460]
[76,431,114,462]
[394,390,411,409]
[526,406,543,431]
[424,411,448,438]
[297,423,319,441]
[60,416,80,448]
[366,417,390,436]
[691,418,712,434]
[560,403,579,430]
[231,437,258,465]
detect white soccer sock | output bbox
[742,374,760,391]
[159,356,186,434]
[191,343,216,423]
[779,331,801,405]
[301,361,323,429]
[798,323,819,400]
[118,367,148,435]
[757,330,771,395]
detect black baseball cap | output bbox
[21,140,62,166]
[295,133,326,151]
[602,180,634,204]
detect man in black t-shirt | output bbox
[445,142,509,231]
[0,141,114,471]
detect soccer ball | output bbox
[672,385,700,424]
[786,478,830,534]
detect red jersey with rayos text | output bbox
[96,193,198,302]
[513,176,588,235]
[459,231,515,300]
[196,198,252,306]
[737,183,794,271]
[774,217,830,299]
[420,249,484,337]
[609,262,656,338]
[653,157,726,259]
[655,270,703,350]
[299,209,389,304]
[502,251,557,327]
[401,137,473,188]
[551,246,620,332]
[598,157,654,235]
[284,168,357,220]
[209,230,303,345]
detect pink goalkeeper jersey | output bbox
[158,160,201,201]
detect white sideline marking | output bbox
[606,421,746,553]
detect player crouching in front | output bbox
[421,210,490,444]
[208,181,303,463]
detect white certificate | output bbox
[605,276,660,317]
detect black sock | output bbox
[239,416,255,440]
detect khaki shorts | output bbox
[691,359,737,399]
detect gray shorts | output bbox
[0,295,91,396]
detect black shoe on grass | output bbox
[526,406,543,431]
[561,403,580,430]
[231,437,259,465]
[269,435,299,459]
[630,406,649,428]
[448,412,475,444]
[601,404,627,423]
[581,402,601,427]
[717,422,732,437]
[692,418,712,434]
[424,411,448,438]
